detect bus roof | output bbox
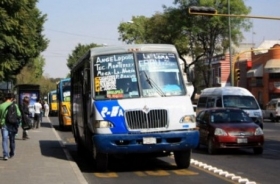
[58,78,70,82]
[200,87,253,96]
[88,44,177,56]
[72,44,178,71]
[49,90,56,94]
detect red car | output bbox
[196,108,264,155]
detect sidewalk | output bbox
[0,117,88,184]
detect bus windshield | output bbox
[223,95,259,110]
[93,52,185,99]
[62,82,71,102]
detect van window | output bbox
[197,97,207,108]
[216,97,222,107]
[223,95,259,110]
[206,98,215,108]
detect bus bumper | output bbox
[92,130,199,154]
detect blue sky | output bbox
[37,0,280,78]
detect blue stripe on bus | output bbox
[94,100,128,134]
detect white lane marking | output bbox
[191,159,257,184]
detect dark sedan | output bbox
[196,108,264,155]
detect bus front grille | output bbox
[125,109,168,129]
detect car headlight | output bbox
[95,120,113,128]
[255,127,264,135]
[214,128,227,136]
[180,114,196,123]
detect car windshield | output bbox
[223,95,259,110]
[210,109,252,123]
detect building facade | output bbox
[235,43,280,108]
[202,41,280,109]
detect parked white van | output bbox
[197,87,263,129]
[262,98,280,122]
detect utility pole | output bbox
[228,0,232,86]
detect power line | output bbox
[45,28,120,42]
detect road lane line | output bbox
[191,159,257,184]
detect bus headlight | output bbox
[180,115,196,123]
[95,120,114,128]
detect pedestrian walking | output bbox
[33,99,42,129]
[0,93,21,160]
[40,100,44,121]
[20,96,32,139]
[44,102,49,117]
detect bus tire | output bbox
[207,137,217,155]
[95,152,108,172]
[75,125,86,156]
[174,149,191,169]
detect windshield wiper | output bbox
[142,71,166,97]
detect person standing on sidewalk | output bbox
[0,93,21,160]
[33,99,42,129]
[20,96,31,139]
[39,100,44,121]
[44,101,49,117]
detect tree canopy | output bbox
[0,0,49,81]
[118,0,251,94]
[66,43,100,71]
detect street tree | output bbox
[16,56,45,84]
[16,56,58,98]
[0,0,49,82]
[118,0,251,97]
[66,43,100,71]
[118,16,150,44]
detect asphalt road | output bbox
[50,116,279,184]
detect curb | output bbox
[46,117,88,184]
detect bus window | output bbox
[137,52,185,97]
[93,53,139,99]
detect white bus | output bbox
[196,86,263,129]
[71,44,199,171]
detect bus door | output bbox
[82,64,93,145]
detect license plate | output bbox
[143,137,156,144]
[237,138,248,143]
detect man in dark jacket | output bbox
[20,96,32,139]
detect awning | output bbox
[264,59,280,73]
[247,64,263,78]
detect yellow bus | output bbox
[57,78,71,128]
[47,90,58,116]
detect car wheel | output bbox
[253,147,263,155]
[270,114,275,122]
[196,142,200,150]
[174,149,191,169]
[207,137,217,155]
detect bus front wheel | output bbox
[174,149,191,169]
[93,145,108,172]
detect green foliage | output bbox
[67,43,100,70]
[39,77,59,99]
[118,16,150,44]
[16,58,60,101]
[0,0,49,81]
[117,0,251,90]
[16,56,45,84]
